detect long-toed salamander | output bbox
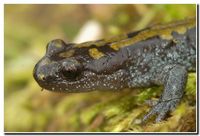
[33,18,196,122]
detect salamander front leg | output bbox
[143,64,188,123]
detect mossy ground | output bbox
[5,73,196,132]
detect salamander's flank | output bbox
[33,18,196,123]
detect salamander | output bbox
[33,18,196,122]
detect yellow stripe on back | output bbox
[75,18,196,51]
[89,48,105,59]
[110,18,196,50]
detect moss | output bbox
[4,73,196,132]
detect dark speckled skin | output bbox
[33,18,196,122]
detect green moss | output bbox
[185,73,196,96]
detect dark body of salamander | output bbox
[33,18,196,122]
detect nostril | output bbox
[42,77,46,81]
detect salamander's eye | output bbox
[62,67,81,80]
[61,59,83,80]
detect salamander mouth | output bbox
[40,71,97,92]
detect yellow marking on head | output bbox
[59,49,75,58]
[89,48,105,59]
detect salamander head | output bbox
[33,39,101,92]
[33,39,128,92]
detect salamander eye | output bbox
[62,67,81,80]
[61,59,83,80]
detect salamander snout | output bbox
[33,56,61,89]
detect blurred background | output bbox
[4,4,196,132]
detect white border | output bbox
[1,2,4,135]
[2,0,200,4]
[1,1,199,135]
